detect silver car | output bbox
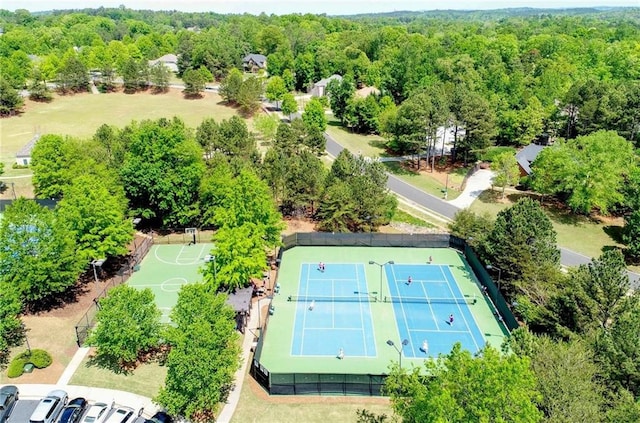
[30,389,68,423]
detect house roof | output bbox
[243,54,267,68]
[148,54,178,72]
[314,74,342,88]
[226,286,253,314]
[516,143,545,175]
[355,86,380,98]
[16,134,40,158]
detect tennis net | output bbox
[384,296,477,305]
[287,295,377,303]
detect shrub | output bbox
[7,354,29,378]
[481,146,516,162]
[30,349,53,368]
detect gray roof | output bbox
[243,54,267,68]
[516,143,545,175]
[16,134,40,158]
[226,286,253,313]
[314,74,342,88]
[149,54,178,73]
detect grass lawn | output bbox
[70,355,167,399]
[1,89,242,175]
[470,189,627,260]
[231,368,395,423]
[382,161,463,200]
[325,118,387,159]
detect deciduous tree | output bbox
[302,97,327,132]
[491,152,521,198]
[87,285,161,368]
[157,284,240,422]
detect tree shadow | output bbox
[382,161,418,176]
[26,278,92,314]
[86,353,133,375]
[603,225,625,244]
[477,189,501,204]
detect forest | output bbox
[1,6,640,422]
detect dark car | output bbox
[0,385,19,423]
[144,412,172,423]
[57,397,88,423]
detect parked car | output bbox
[0,385,19,423]
[30,389,68,423]
[104,406,141,423]
[144,411,172,423]
[80,402,110,423]
[57,397,88,423]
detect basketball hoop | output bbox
[185,227,197,245]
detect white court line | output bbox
[420,282,441,331]
[289,263,307,355]
[299,263,313,354]
[440,266,480,352]
[390,265,417,357]
[153,245,202,266]
[175,243,207,264]
[356,263,368,356]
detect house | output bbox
[148,53,178,73]
[311,74,342,97]
[242,54,267,72]
[516,143,546,177]
[355,86,381,98]
[15,134,40,166]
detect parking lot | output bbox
[7,398,147,422]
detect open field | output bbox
[325,119,388,159]
[1,88,244,178]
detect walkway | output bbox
[447,169,494,209]
[56,347,90,385]
[217,298,260,422]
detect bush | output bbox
[30,349,53,368]
[6,354,29,378]
[480,146,516,162]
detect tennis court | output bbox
[386,264,484,357]
[290,263,376,357]
[127,243,212,323]
[257,246,508,380]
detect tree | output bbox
[0,78,24,116]
[491,152,521,198]
[384,343,542,423]
[157,284,241,422]
[0,198,83,304]
[0,288,24,369]
[623,210,640,262]
[253,114,279,144]
[31,134,82,200]
[219,68,243,104]
[448,209,494,246]
[327,75,355,123]
[265,76,288,109]
[237,76,263,116]
[280,93,298,120]
[27,68,52,102]
[182,68,206,97]
[484,197,560,298]
[56,51,89,93]
[150,62,171,93]
[119,118,205,226]
[87,285,161,369]
[302,97,327,132]
[531,131,635,215]
[56,173,134,263]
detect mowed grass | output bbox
[70,355,167,399]
[325,118,387,159]
[470,189,627,260]
[231,369,396,423]
[1,89,242,175]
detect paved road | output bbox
[324,133,640,287]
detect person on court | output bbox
[309,299,316,311]
[449,314,454,325]
[429,255,433,264]
[407,276,412,285]
[421,340,429,353]
[337,348,345,360]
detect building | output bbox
[15,134,40,166]
[354,86,381,98]
[310,74,342,97]
[148,53,179,73]
[242,54,267,72]
[516,143,546,177]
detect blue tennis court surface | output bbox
[291,263,377,357]
[386,264,484,357]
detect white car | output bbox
[104,406,142,423]
[80,402,110,423]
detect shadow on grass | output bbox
[382,161,418,176]
[86,353,133,375]
[603,225,625,244]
